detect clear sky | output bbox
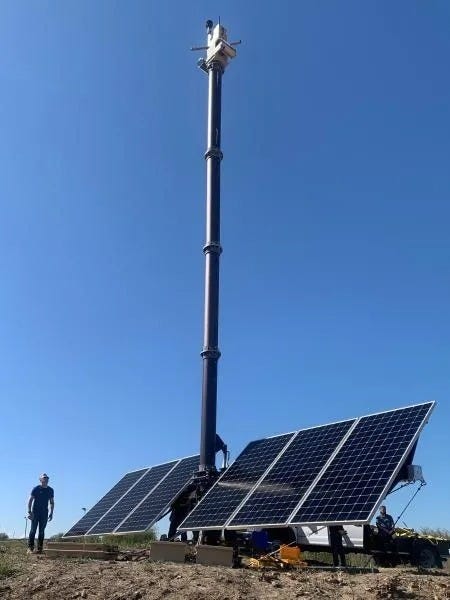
[0,1,449,538]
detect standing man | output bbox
[27,473,54,554]
[329,525,347,567]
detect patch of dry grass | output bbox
[0,541,23,580]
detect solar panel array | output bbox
[180,402,434,531]
[65,402,434,537]
[64,456,199,537]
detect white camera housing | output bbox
[206,24,237,68]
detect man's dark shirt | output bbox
[376,513,394,535]
[329,526,345,548]
[31,486,54,513]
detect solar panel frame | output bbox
[288,401,435,526]
[114,454,200,534]
[64,467,150,538]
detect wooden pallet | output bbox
[44,541,118,560]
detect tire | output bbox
[413,541,442,569]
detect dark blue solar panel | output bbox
[88,461,177,535]
[228,420,354,528]
[180,434,294,530]
[64,469,147,537]
[291,403,433,524]
[117,455,200,533]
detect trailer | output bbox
[264,524,449,569]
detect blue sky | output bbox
[1,1,449,538]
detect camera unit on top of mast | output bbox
[192,20,240,73]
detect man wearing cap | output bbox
[27,473,54,553]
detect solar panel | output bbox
[116,455,200,533]
[87,461,178,535]
[64,469,148,537]
[180,433,294,531]
[64,455,199,537]
[180,402,434,531]
[290,402,434,525]
[66,402,434,537]
[227,420,355,528]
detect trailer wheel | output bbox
[413,541,442,569]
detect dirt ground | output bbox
[1,547,449,600]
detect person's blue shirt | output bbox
[31,485,54,513]
[376,512,394,535]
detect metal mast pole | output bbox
[200,57,222,473]
[193,21,239,474]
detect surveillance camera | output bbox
[221,43,236,59]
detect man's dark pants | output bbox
[329,528,347,567]
[331,546,347,567]
[28,511,48,551]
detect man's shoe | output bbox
[36,548,43,554]
[26,548,34,555]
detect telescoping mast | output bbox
[192,21,240,476]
